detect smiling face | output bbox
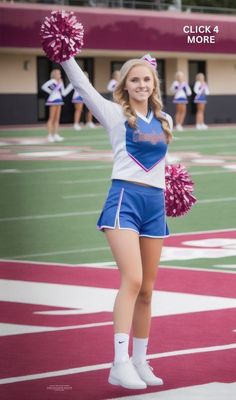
[124,65,154,107]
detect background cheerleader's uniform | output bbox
[72,89,84,104]
[193,81,210,103]
[41,79,72,106]
[107,79,118,93]
[61,59,173,238]
[170,80,192,104]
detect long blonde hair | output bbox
[196,72,205,83]
[113,59,172,143]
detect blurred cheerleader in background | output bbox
[170,71,192,131]
[41,68,72,142]
[72,71,96,130]
[194,72,210,130]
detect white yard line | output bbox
[2,246,110,260]
[0,343,235,385]
[190,169,234,176]
[173,134,236,141]
[0,196,235,223]
[172,142,236,151]
[58,171,230,185]
[197,197,236,204]
[0,165,111,174]
[1,259,235,274]
[60,177,108,184]
[63,193,106,199]
[0,210,100,222]
[1,227,235,261]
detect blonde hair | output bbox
[112,70,120,80]
[175,71,185,82]
[113,59,172,143]
[196,72,205,82]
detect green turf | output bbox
[0,125,236,270]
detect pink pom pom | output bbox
[40,10,84,63]
[165,164,197,217]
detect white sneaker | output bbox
[54,134,64,142]
[201,123,208,130]
[47,134,55,143]
[132,360,164,386]
[86,122,96,128]
[108,359,147,390]
[196,124,202,130]
[175,124,183,131]
[74,123,81,131]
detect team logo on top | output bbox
[125,116,167,171]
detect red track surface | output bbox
[0,231,236,399]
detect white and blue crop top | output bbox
[61,58,173,189]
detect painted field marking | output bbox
[175,133,236,141]
[172,143,236,151]
[63,193,106,199]
[0,343,235,385]
[214,265,236,269]
[2,228,236,260]
[0,321,113,337]
[18,151,77,158]
[0,165,111,174]
[197,197,236,204]
[0,195,235,223]
[1,280,236,317]
[116,383,236,400]
[0,169,20,173]
[0,210,100,222]
[1,258,236,274]
[2,169,233,186]
[3,246,110,260]
[59,170,233,185]
[60,178,108,184]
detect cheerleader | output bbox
[59,53,173,390]
[170,71,192,131]
[41,69,72,142]
[72,71,96,130]
[107,70,121,94]
[40,12,197,391]
[194,73,210,130]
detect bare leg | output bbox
[74,103,83,124]
[175,103,187,127]
[104,229,143,334]
[196,103,205,125]
[106,230,163,388]
[47,106,57,136]
[86,110,93,123]
[132,237,163,338]
[86,110,95,127]
[53,105,62,134]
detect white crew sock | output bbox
[132,337,148,364]
[114,333,129,364]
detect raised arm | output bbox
[61,58,121,129]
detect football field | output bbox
[0,124,236,268]
[0,124,236,399]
